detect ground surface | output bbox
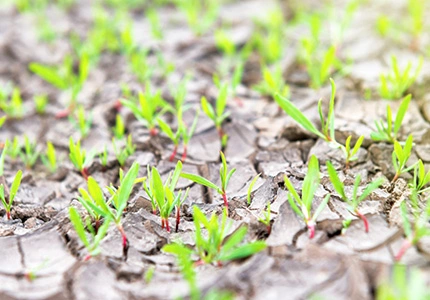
[0,0,430,299]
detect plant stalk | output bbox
[6,211,11,220]
[175,207,180,233]
[307,221,315,239]
[169,145,178,162]
[222,192,228,209]
[395,239,412,261]
[81,168,89,180]
[355,210,369,233]
[149,127,158,137]
[117,224,129,259]
[165,218,170,232]
[181,145,188,162]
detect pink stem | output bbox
[55,108,71,119]
[222,193,228,209]
[6,211,10,220]
[83,254,92,261]
[356,210,369,233]
[181,145,188,162]
[114,99,122,111]
[165,218,170,233]
[307,222,315,239]
[169,145,178,162]
[117,224,128,258]
[149,127,158,137]
[161,218,165,229]
[81,168,90,180]
[234,96,244,107]
[175,207,180,233]
[267,225,271,235]
[395,239,412,262]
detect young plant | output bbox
[34,94,48,114]
[395,190,430,261]
[284,155,330,238]
[0,88,24,119]
[370,94,411,144]
[407,0,424,50]
[379,56,422,100]
[121,86,165,136]
[201,84,230,148]
[341,135,364,169]
[5,137,21,160]
[99,146,108,168]
[69,138,95,180]
[112,114,125,140]
[146,8,163,40]
[174,0,219,36]
[69,105,92,138]
[392,135,416,183]
[253,65,290,99]
[258,202,272,235]
[157,117,182,162]
[247,173,261,205]
[19,136,39,169]
[327,161,384,233]
[275,78,338,145]
[410,160,430,194]
[41,141,57,173]
[69,206,111,260]
[112,135,135,167]
[181,152,235,210]
[84,163,139,257]
[0,170,23,220]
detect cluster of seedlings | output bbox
[1,0,430,298]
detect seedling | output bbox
[112,114,125,140]
[69,105,92,138]
[379,56,422,100]
[24,259,49,282]
[370,94,410,144]
[341,135,364,169]
[395,190,430,261]
[83,163,139,257]
[258,202,272,235]
[144,266,155,284]
[34,94,48,114]
[275,78,338,145]
[69,206,111,260]
[174,0,219,36]
[327,161,383,233]
[143,161,188,232]
[0,170,23,220]
[178,110,199,162]
[392,135,416,183]
[29,52,90,117]
[19,136,39,169]
[158,118,182,162]
[121,86,166,136]
[247,173,261,205]
[112,135,135,167]
[146,8,163,40]
[41,141,57,173]
[407,0,424,50]
[0,116,5,128]
[181,152,235,210]
[284,155,330,238]
[410,160,430,194]
[201,84,230,148]
[5,137,21,160]
[0,87,24,119]
[253,65,290,99]
[69,138,95,180]
[99,146,108,168]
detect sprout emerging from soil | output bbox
[284,155,330,239]
[392,135,416,183]
[69,138,95,180]
[0,170,22,220]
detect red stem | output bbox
[234,96,244,107]
[165,218,171,233]
[117,224,129,258]
[355,210,369,233]
[267,225,271,235]
[181,145,188,162]
[83,254,92,261]
[94,219,100,234]
[152,209,157,215]
[222,192,228,209]
[114,99,122,111]
[395,239,412,262]
[307,222,315,239]
[175,207,180,233]
[161,218,165,229]
[392,173,399,183]
[193,260,205,267]
[55,108,71,119]
[169,145,178,162]
[149,127,158,137]
[81,168,89,180]
[6,211,10,220]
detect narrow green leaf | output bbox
[326,162,346,200]
[9,170,22,205]
[69,207,90,248]
[218,241,266,262]
[181,173,221,193]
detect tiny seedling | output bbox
[112,114,125,140]
[407,0,424,50]
[181,152,235,210]
[284,155,330,238]
[275,78,338,145]
[24,259,49,282]
[327,161,383,233]
[69,206,111,260]
[158,117,182,162]
[112,135,135,167]
[19,136,39,169]
[395,190,430,261]
[69,138,95,180]
[0,87,24,119]
[392,135,416,183]
[146,8,163,40]
[178,109,199,162]
[144,265,155,284]
[99,146,108,168]
[379,56,422,100]
[0,170,23,220]
[69,105,92,138]
[258,202,272,235]
[34,94,48,114]
[5,137,21,160]
[174,0,219,36]
[341,135,364,169]
[41,141,57,173]
[201,84,230,148]
[371,94,411,144]
[0,116,5,128]
[253,65,290,99]
[410,160,430,194]
[247,173,261,205]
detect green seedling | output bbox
[143,161,188,232]
[376,15,392,37]
[327,161,383,233]
[379,56,422,100]
[0,142,7,176]
[201,84,230,148]
[158,117,182,162]
[174,0,219,36]
[275,78,338,145]
[253,65,290,99]
[24,259,49,282]
[395,190,430,261]
[392,135,416,183]
[29,52,90,118]
[69,105,92,138]
[284,155,330,238]
[19,136,39,169]
[407,0,424,50]
[112,114,125,140]
[5,137,21,160]
[41,141,57,173]
[371,94,410,144]
[258,202,272,235]
[377,264,430,299]
[121,86,166,136]
[144,266,155,284]
[0,87,24,119]
[34,94,48,114]
[36,13,57,43]
[178,109,199,162]
[247,173,261,205]
[146,8,163,40]
[341,135,364,169]
[69,138,95,180]
[99,146,108,168]
[69,206,111,260]
[0,116,5,129]
[164,205,266,266]
[0,170,23,220]
[82,163,139,257]
[181,152,235,210]
[112,135,135,167]
[410,160,430,194]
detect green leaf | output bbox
[157,118,176,141]
[69,207,90,248]
[116,162,139,217]
[29,63,67,90]
[151,166,165,209]
[201,97,215,121]
[247,173,261,205]
[170,161,183,191]
[327,162,346,200]
[312,194,330,222]
[93,217,111,248]
[394,94,411,135]
[218,241,266,262]
[222,226,248,253]
[274,94,326,140]
[302,155,320,214]
[358,178,384,202]
[181,172,221,193]
[9,170,22,205]
[216,84,228,117]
